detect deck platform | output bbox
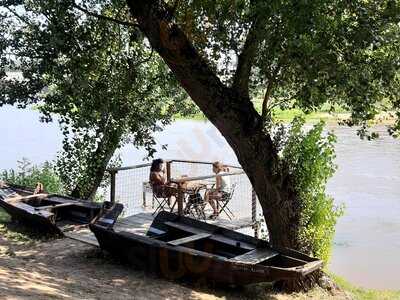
[64,212,253,247]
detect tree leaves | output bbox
[277,117,343,262]
[164,0,400,135]
[0,0,192,197]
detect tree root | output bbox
[273,270,341,294]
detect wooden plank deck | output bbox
[64,212,254,247]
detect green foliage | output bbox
[173,0,400,135]
[0,207,9,223]
[0,158,64,194]
[0,0,195,198]
[279,117,344,262]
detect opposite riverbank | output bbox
[177,107,396,127]
[1,208,399,300]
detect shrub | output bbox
[277,117,344,263]
[1,158,65,194]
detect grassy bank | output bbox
[332,274,400,300]
[271,109,347,123]
[176,98,396,125]
[175,108,347,123]
[174,97,348,123]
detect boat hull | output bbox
[0,184,102,235]
[0,198,60,233]
[91,223,275,285]
[90,210,323,286]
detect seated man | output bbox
[149,159,177,200]
[204,161,231,219]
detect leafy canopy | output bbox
[171,0,400,134]
[0,0,196,195]
[0,0,191,145]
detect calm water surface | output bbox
[1,107,399,290]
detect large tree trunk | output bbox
[126,0,319,291]
[126,0,303,248]
[70,127,123,200]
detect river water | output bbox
[1,106,399,290]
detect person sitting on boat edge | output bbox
[149,159,177,201]
[34,182,45,194]
[205,161,231,219]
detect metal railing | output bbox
[106,159,259,234]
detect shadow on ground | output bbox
[0,210,347,300]
[0,231,278,300]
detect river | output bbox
[1,106,399,290]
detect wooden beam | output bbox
[164,221,254,250]
[107,163,152,173]
[34,202,75,210]
[167,233,211,246]
[6,193,47,203]
[169,159,242,170]
[229,248,278,264]
[171,170,244,184]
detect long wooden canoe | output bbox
[0,182,102,235]
[90,205,323,285]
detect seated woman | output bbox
[149,159,177,200]
[204,161,231,219]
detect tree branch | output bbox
[72,3,139,28]
[232,4,265,99]
[138,47,154,65]
[126,0,263,133]
[5,7,34,27]
[261,51,289,121]
[165,0,181,21]
[262,80,274,120]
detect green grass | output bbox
[175,107,347,123]
[0,207,51,243]
[332,273,400,300]
[175,96,350,123]
[272,108,348,123]
[0,207,10,223]
[0,207,31,243]
[174,111,207,121]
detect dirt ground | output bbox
[0,227,351,300]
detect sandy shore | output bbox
[0,221,350,300]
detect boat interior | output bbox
[5,191,101,227]
[145,213,311,269]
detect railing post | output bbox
[166,161,171,182]
[177,184,184,216]
[110,170,117,204]
[143,182,147,207]
[251,188,258,238]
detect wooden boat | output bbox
[0,182,102,235]
[90,205,323,285]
